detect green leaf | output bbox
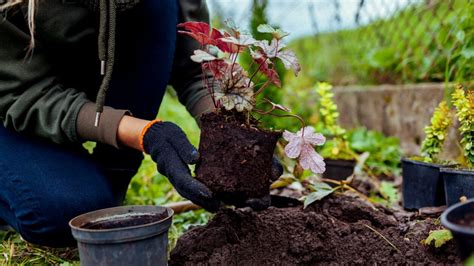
[422,229,453,248]
[271,174,298,189]
[460,48,474,59]
[465,255,474,266]
[257,24,275,33]
[304,182,335,208]
[456,30,466,42]
[257,24,289,39]
[379,181,399,205]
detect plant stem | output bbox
[253,109,306,128]
[200,64,217,108]
[248,59,265,87]
[254,80,271,96]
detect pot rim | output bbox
[441,199,474,235]
[401,157,450,168]
[69,205,174,233]
[440,167,474,175]
[402,157,439,168]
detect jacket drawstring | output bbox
[95,0,116,127]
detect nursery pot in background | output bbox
[322,159,356,181]
[442,168,474,206]
[441,199,474,260]
[69,205,173,266]
[196,111,281,206]
[401,158,446,209]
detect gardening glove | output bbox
[141,120,221,212]
[244,156,284,211]
[271,156,284,182]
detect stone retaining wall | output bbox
[333,83,459,159]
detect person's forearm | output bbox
[117,115,150,152]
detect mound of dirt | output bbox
[170,195,459,265]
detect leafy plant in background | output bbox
[314,82,356,161]
[452,86,474,167]
[418,101,454,163]
[284,0,473,87]
[347,128,402,176]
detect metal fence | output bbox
[209,0,473,85]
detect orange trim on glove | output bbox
[139,119,162,153]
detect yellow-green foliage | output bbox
[420,101,453,162]
[316,82,346,137]
[422,229,453,248]
[452,87,474,167]
[315,82,355,160]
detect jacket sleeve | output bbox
[0,9,126,146]
[169,0,215,119]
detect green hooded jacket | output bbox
[0,0,212,148]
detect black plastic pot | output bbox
[322,159,356,181]
[441,199,474,260]
[442,168,474,206]
[401,158,446,210]
[69,205,173,266]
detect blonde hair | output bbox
[1,0,37,51]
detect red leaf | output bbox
[178,21,210,35]
[214,31,239,53]
[202,59,229,79]
[178,22,215,46]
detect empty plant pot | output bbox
[401,158,446,210]
[69,205,173,266]
[322,159,356,181]
[441,199,474,260]
[442,168,474,206]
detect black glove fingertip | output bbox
[189,149,199,164]
[271,156,284,182]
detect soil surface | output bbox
[196,111,281,205]
[81,213,167,230]
[170,195,460,265]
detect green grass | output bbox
[0,90,207,265]
[286,0,473,88]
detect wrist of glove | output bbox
[141,120,221,212]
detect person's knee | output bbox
[15,217,76,247]
[15,191,118,247]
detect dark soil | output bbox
[196,111,281,205]
[456,213,474,227]
[81,213,167,230]
[170,195,460,265]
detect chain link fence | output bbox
[209,0,473,86]
[312,0,472,85]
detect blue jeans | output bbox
[0,0,178,247]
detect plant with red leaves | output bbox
[178,19,325,174]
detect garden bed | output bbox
[170,194,459,265]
